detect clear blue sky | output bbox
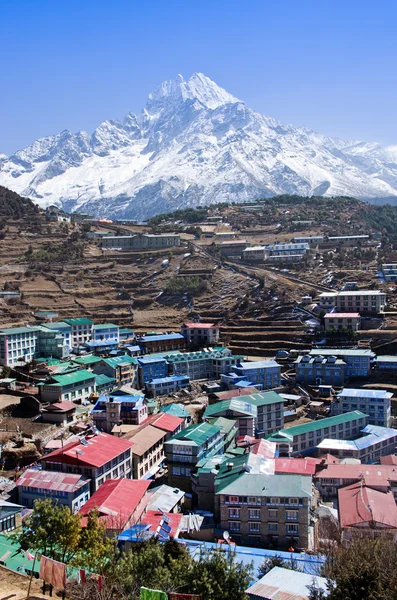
[2,0,397,154]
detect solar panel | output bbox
[81,439,89,446]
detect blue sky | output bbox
[1,0,397,154]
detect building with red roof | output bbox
[338,480,397,540]
[79,478,150,530]
[181,322,219,347]
[42,432,134,493]
[212,387,258,402]
[380,454,397,465]
[41,401,77,426]
[16,469,90,512]
[314,463,397,499]
[147,412,184,439]
[275,457,320,476]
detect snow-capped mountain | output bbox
[2,72,397,219]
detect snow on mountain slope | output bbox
[1,72,397,219]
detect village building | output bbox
[332,388,392,427]
[139,332,185,354]
[63,318,94,347]
[324,312,360,331]
[93,355,139,387]
[41,432,134,493]
[92,390,147,432]
[16,469,90,512]
[38,369,97,404]
[181,322,220,347]
[267,411,368,456]
[78,478,150,531]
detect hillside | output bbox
[2,189,397,356]
[2,73,397,219]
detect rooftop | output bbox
[147,484,185,512]
[234,360,280,370]
[93,323,119,329]
[16,469,88,493]
[64,318,93,325]
[79,478,150,528]
[337,290,384,296]
[234,391,284,408]
[124,425,166,456]
[217,471,312,498]
[317,424,397,451]
[204,398,257,419]
[246,566,328,600]
[324,312,361,319]
[270,411,368,440]
[44,321,71,330]
[183,322,215,329]
[160,403,190,418]
[72,355,102,365]
[100,355,138,368]
[337,388,392,399]
[338,481,397,529]
[147,412,184,433]
[43,432,134,468]
[46,369,96,387]
[141,333,185,342]
[0,326,40,335]
[168,422,221,446]
[310,349,374,357]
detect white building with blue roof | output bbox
[333,388,392,427]
[317,424,397,463]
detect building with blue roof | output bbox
[222,360,281,390]
[83,339,119,354]
[137,356,168,386]
[92,390,147,433]
[145,375,190,397]
[333,388,392,427]
[139,332,185,354]
[317,423,397,463]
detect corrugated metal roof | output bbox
[142,333,185,342]
[246,567,328,599]
[64,318,93,325]
[43,432,134,468]
[100,355,137,368]
[48,369,96,387]
[204,398,257,418]
[337,388,392,399]
[16,469,88,493]
[168,422,221,446]
[275,411,367,438]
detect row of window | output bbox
[228,521,299,534]
[224,496,303,506]
[228,508,299,521]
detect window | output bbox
[289,498,299,506]
[228,508,240,518]
[228,521,240,531]
[268,522,278,532]
[268,509,278,518]
[248,509,260,519]
[286,523,299,534]
[247,496,261,505]
[286,510,299,521]
[229,496,239,504]
[248,521,260,532]
[270,497,280,505]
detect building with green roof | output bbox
[63,318,93,347]
[39,369,97,404]
[92,323,119,344]
[0,324,69,367]
[93,355,138,387]
[204,398,257,438]
[267,410,369,457]
[164,421,235,492]
[72,354,102,366]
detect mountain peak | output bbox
[145,72,239,114]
